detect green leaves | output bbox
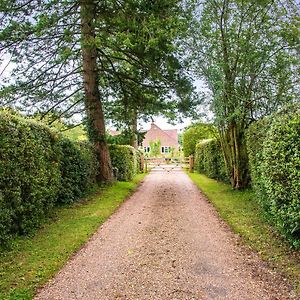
[194,139,229,183]
[182,122,217,156]
[246,104,300,248]
[0,110,99,246]
[109,145,142,181]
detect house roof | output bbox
[142,123,179,148]
[108,129,120,136]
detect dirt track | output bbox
[35,169,296,300]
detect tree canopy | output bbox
[190,0,300,188]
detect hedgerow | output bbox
[109,145,142,181]
[0,112,61,242]
[182,123,217,156]
[0,111,98,245]
[57,139,99,204]
[194,139,228,183]
[246,104,300,248]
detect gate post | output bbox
[189,155,194,173]
[140,154,145,172]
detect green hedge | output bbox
[246,104,300,248]
[109,145,143,181]
[0,111,98,245]
[194,139,228,183]
[57,139,98,204]
[182,123,217,156]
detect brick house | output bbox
[142,123,179,154]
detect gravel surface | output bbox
[35,169,297,300]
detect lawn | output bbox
[188,172,300,293]
[0,174,146,300]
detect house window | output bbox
[161,147,170,153]
[144,147,150,153]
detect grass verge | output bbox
[188,172,300,293]
[0,173,146,300]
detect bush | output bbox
[194,139,228,183]
[182,123,217,157]
[57,139,99,204]
[246,104,300,248]
[0,112,61,242]
[109,145,142,181]
[134,149,144,174]
[0,111,99,245]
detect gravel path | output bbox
[35,169,296,300]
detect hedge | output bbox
[0,111,145,245]
[194,139,228,183]
[0,111,98,245]
[182,123,217,156]
[0,112,61,240]
[246,104,300,248]
[57,139,99,204]
[109,144,143,181]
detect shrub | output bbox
[246,118,272,209]
[134,149,143,174]
[246,104,300,248]
[194,139,228,183]
[0,111,99,245]
[109,145,142,181]
[57,139,99,204]
[0,112,61,242]
[182,123,217,157]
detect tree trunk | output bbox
[80,0,113,182]
[130,109,138,149]
[221,121,249,190]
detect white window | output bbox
[144,147,150,153]
[164,146,170,153]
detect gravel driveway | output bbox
[35,169,296,300]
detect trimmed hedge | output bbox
[0,111,98,245]
[57,139,99,204]
[182,123,217,156]
[0,113,61,239]
[246,104,300,248]
[109,144,143,181]
[194,139,228,183]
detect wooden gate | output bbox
[144,157,189,172]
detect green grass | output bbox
[188,172,300,293]
[0,174,146,300]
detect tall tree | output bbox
[0,0,195,179]
[80,0,113,181]
[191,0,300,189]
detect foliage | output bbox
[0,174,145,300]
[246,104,300,248]
[0,1,198,180]
[194,139,228,183]
[191,0,300,189]
[0,111,97,245]
[109,145,142,181]
[182,122,217,156]
[188,172,300,293]
[149,139,161,157]
[63,125,87,142]
[0,111,61,243]
[106,130,145,147]
[57,139,99,204]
